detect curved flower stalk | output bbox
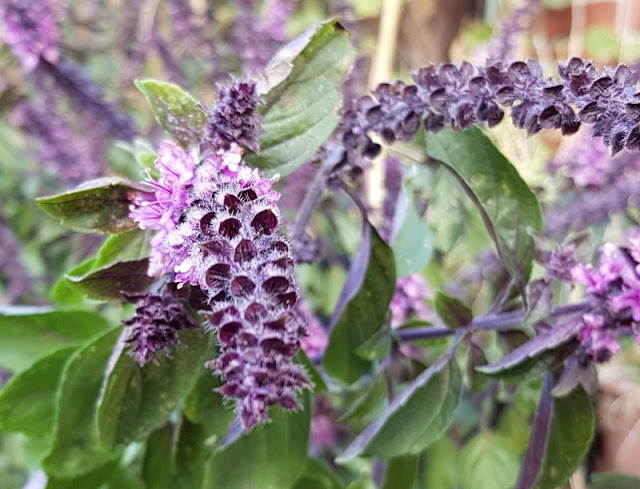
[318,58,640,179]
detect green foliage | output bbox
[202,392,311,489]
[434,291,473,329]
[323,225,396,385]
[0,307,109,372]
[36,177,145,234]
[426,126,544,295]
[134,80,208,147]
[0,346,75,436]
[246,19,355,176]
[339,358,461,460]
[589,472,640,489]
[458,432,520,489]
[382,455,419,489]
[42,328,121,478]
[96,328,209,447]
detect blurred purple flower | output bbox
[231,0,293,75]
[489,0,541,63]
[0,0,60,72]
[297,300,328,358]
[390,274,434,328]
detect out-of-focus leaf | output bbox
[134,79,207,147]
[45,460,120,489]
[382,455,419,489]
[292,458,345,489]
[323,224,396,385]
[458,432,520,489]
[355,326,392,361]
[96,328,208,447]
[391,189,433,277]
[0,307,109,372]
[0,346,75,436]
[92,229,151,268]
[247,19,355,176]
[589,472,640,489]
[64,259,154,301]
[515,374,595,489]
[43,328,121,478]
[173,417,211,489]
[434,291,473,329]
[426,126,544,295]
[202,392,311,489]
[143,426,175,489]
[36,177,147,234]
[296,350,328,394]
[422,436,458,489]
[338,356,461,460]
[339,373,387,424]
[477,321,579,382]
[345,477,376,489]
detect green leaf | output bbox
[355,326,392,361]
[433,291,473,329]
[391,189,434,277]
[589,472,640,489]
[202,392,311,489]
[64,259,155,301]
[530,386,595,489]
[421,436,458,489]
[382,455,419,489]
[134,79,208,147]
[425,126,544,294]
[346,477,376,489]
[96,328,209,448]
[0,346,75,436]
[292,458,346,489]
[183,367,235,438]
[296,350,328,394]
[173,417,212,489]
[43,328,121,478]
[246,19,355,176]
[339,373,387,425]
[143,426,175,489]
[338,357,462,461]
[50,258,96,305]
[323,225,396,385]
[45,460,120,489]
[36,177,146,234]
[458,432,520,489]
[0,307,109,372]
[56,229,152,302]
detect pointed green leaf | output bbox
[134,79,208,147]
[434,291,473,329]
[43,328,121,478]
[143,426,176,489]
[425,127,544,294]
[96,328,208,448]
[339,358,462,460]
[458,432,520,489]
[246,19,355,176]
[37,177,147,234]
[323,225,396,385]
[0,346,75,436]
[382,455,419,489]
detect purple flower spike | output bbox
[168,145,309,430]
[123,289,199,366]
[0,0,60,72]
[205,80,261,153]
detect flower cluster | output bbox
[205,81,261,153]
[0,0,59,72]
[489,0,541,62]
[324,58,640,177]
[568,238,640,365]
[123,289,199,366]
[130,139,310,430]
[390,274,434,328]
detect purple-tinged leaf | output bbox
[515,373,595,489]
[434,291,473,329]
[337,334,462,460]
[65,259,154,301]
[551,356,597,397]
[477,320,580,382]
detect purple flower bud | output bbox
[123,288,199,366]
[0,0,60,72]
[205,80,261,153]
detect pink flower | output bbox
[390,274,434,328]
